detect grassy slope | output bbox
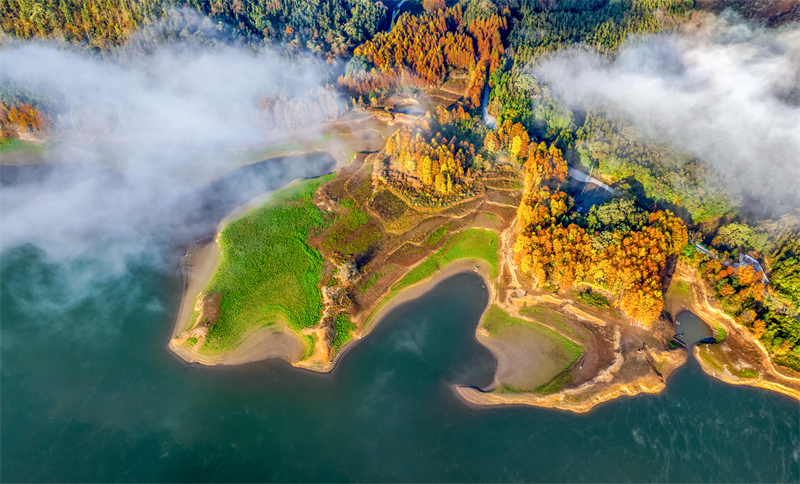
[484,305,583,394]
[392,228,499,293]
[0,137,43,154]
[202,174,335,352]
[331,313,356,357]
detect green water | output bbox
[2,246,798,482]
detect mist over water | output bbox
[1,13,799,482]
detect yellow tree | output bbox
[420,155,433,185]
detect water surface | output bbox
[2,254,798,482]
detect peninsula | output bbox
[169,102,800,412]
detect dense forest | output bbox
[514,140,688,324]
[0,0,387,54]
[1,0,798,366]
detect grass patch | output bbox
[670,281,691,297]
[359,271,384,293]
[519,305,579,340]
[331,313,356,356]
[186,337,198,347]
[0,137,43,154]
[485,305,582,396]
[715,326,727,343]
[391,229,499,293]
[424,223,452,246]
[369,190,408,221]
[535,372,573,395]
[202,175,335,352]
[738,369,759,378]
[483,306,583,362]
[577,291,610,308]
[345,167,374,203]
[303,334,317,359]
[322,206,379,255]
[697,346,725,372]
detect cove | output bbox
[1,252,798,482]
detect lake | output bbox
[2,251,798,482]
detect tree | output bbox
[421,155,433,184]
[423,0,446,12]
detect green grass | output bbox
[359,271,385,293]
[535,372,573,395]
[331,313,356,356]
[483,306,582,361]
[485,305,583,396]
[364,229,499,329]
[671,281,691,297]
[0,137,43,154]
[186,337,198,347]
[323,204,378,255]
[202,174,335,352]
[738,369,759,378]
[392,229,499,293]
[424,223,452,246]
[303,334,317,359]
[519,305,581,341]
[715,326,727,343]
[696,347,725,372]
[577,291,610,308]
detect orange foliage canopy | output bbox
[339,11,474,94]
[484,119,531,165]
[384,117,473,195]
[0,102,51,132]
[514,142,688,324]
[338,11,507,106]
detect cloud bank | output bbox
[0,36,341,265]
[535,13,800,212]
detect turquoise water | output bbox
[2,246,798,482]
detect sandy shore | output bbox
[671,262,800,403]
[362,258,494,334]
[315,259,496,373]
[171,240,220,338]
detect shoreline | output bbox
[297,258,495,373]
[670,262,800,403]
[168,180,313,367]
[456,315,687,414]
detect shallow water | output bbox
[2,251,799,482]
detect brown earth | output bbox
[669,262,800,401]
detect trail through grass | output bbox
[203,175,335,352]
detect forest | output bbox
[514,140,688,324]
[1,0,798,367]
